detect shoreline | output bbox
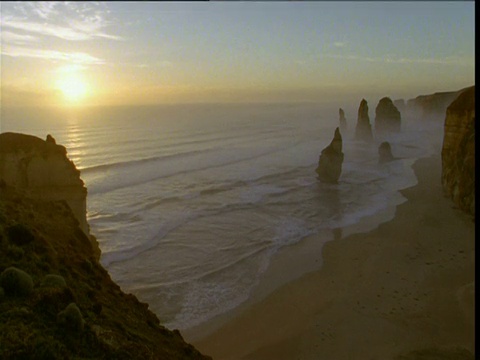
[182,159,409,342]
[188,154,475,359]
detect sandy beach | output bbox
[189,154,475,359]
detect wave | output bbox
[85,139,308,195]
[81,147,217,174]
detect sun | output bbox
[56,74,88,103]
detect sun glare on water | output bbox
[56,74,88,104]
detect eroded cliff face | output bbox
[0,187,210,359]
[0,132,99,258]
[441,86,475,216]
[0,133,211,359]
[406,88,468,120]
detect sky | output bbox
[0,1,475,108]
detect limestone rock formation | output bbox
[441,86,475,215]
[378,141,395,163]
[316,127,344,183]
[355,99,373,142]
[406,87,469,120]
[46,134,56,144]
[375,97,401,133]
[339,108,347,133]
[0,132,100,258]
[0,134,211,359]
[0,186,211,359]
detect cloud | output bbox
[2,19,121,41]
[1,2,122,41]
[0,2,120,64]
[1,31,37,44]
[2,45,105,65]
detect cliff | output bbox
[441,86,475,216]
[0,132,100,259]
[0,134,211,359]
[405,87,469,120]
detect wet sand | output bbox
[191,155,475,359]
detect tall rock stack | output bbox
[339,108,347,133]
[316,127,344,183]
[375,97,401,133]
[0,132,101,258]
[441,86,475,216]
[355,99,373,142]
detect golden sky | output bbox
[0,2,475,108]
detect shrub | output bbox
[41,274,67,289]
[0,267,34,296]
[6,223,35,246]
[6,244,25,260]
[0,286,4,299]
[57,302,84,332]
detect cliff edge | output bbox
[0,132,100,259]
[406,87,470,120]
[441,86,475,216]
[0,133,211,359]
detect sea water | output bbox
[0,102,444,330]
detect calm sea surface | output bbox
[1,103,443,329]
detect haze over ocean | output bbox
[2,101,444,329]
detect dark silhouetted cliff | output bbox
[441,86,475,216]
[0,133,211,359]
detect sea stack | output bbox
[441,86,475,215]
[378,141,395,163]
[316,127,344,183]
[339,108,347,133]
[0,132,100,259]
[355,99,373,142]
[375,97,401,133]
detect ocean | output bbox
[1,102,444,330]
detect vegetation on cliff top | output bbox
[0,185,210,359]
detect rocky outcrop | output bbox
[0,132,99,259]
[378,141,395,163]
[355,99,373,142]
[441,86,475,215]
[316,127,344,183]
[0,136,211,359]
[406,87,469,120]
[375,97,401,133]
[0,190,211,359]
[339,108,347,133]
